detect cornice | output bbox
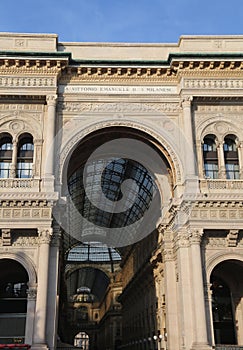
[0,192,58,202]
[172,59,243,71]
[59,61,243,82]
[0,55,243,81]
[59,66,177,83]
[0,57,68,73]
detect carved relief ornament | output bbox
[38,228,52,244]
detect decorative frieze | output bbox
[191,201,243,222]
[184,78,243,90]
[12,235,39,247]
[0,103,44,112]
[0,200,53,223]
[0,207,51,220]
[194,103,243,113]
[0,76,56,88]
[58,101,181,114]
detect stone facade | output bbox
[0,33,243,350]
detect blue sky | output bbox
[0,0,243,43]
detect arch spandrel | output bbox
[0,114,42,141]
[198,117,241,143]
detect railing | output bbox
[0,179,41,192]
[199,179,243,193]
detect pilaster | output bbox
[25,286,37,344]
[189,229,211,350]
[175,229,194,350]
[162,228,180,350]
[46,222,61,349]
[181,96,196,177]
[43,94,57,191]
[32,227,52,350]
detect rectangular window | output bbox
[17,162,32,178]
[0,161,11,178]
[225,163,240,179]
[204,163,219,179]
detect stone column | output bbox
[205,283,215,347]
[46,223,61,349]
[162,229,179,350]
[176,230,194,350]
[196,140,205,178]
[32,228,52,350]
[190,229,211,350]
[10,140,17,178]
[217,141,226,179]
[181,96,196,178]
[43,95,57,191]
[25,286,37,344]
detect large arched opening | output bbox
[210,259,243,346]
[0,259,29,344]
[58,126,176,349]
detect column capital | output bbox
[189,228,203,245]
[46,94,57,106]
[163,247,175,262]
[27,286,37,300]
[38,227,52,244]
[180,95,193,109]
[51,225,61,247]
[175,232,190,249]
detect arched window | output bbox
[224,135,239,179]
[17,134,34,178]
[203,135,218,179]
[0,135,13,178]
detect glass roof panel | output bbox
[67,158,157,240]
[67,242,121,263]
